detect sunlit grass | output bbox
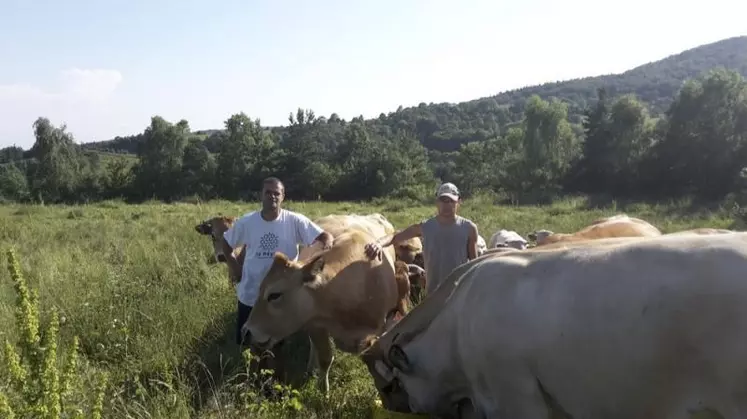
[0,194,739,418]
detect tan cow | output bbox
[529,214,662,246]
[361,232,747,417]
[195,216,246,279]
[310,213,425,267]
[241,226,412,394]
[487,229,528,250]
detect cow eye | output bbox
[388,344,412,373]
[267,292,282,302]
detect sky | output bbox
[1,0,746,149]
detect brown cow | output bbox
[240,226,412,394]
[194,216,246,281]
[529,214,662,246]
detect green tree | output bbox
[131,116,189,201]
[508,96,580,200]
[649,68,747,199]
[26,117,84,203]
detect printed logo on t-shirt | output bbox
[256,232,279,259]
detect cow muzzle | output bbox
[412,253,424,268]
[241,323,275,351]
[216,254,227,263]
[368,361,412,413]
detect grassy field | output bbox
[0,194,742,418]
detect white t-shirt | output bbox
[223,208,324,306]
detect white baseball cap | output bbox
[436,182,460,201]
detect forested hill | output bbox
[486,36,747,120]
[80,35,747,155]
[4,35,747,206]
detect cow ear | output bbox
[195,222,211,235]
[272,252,291,267]
[302,255,325,283]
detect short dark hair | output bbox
[262,177,284,192]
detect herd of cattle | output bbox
[195,213,746,418]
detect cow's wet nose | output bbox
[412,254,424,268]
[217,254,227,262]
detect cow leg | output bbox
[305,335,317,374]
[307,328,334,395]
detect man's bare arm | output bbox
[311,231,334,249]
[379,223,423,247]
[365,223,422,260]
[221,238,242,283]
[467,222,479,260]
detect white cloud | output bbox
[58,68,123,103]
[0,68,124,147]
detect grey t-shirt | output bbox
[420,215,476,295]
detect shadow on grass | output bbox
[184,309,316,412]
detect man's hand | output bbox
[229,269,241,286]
[364,241,383,261]
[225,256,242,285]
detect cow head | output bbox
[394,237,423,266]
[392,235,424,270]
[359,253,495,417]
[359,334,416,413]
[241,252,323,350]
[195,216,236,263]
[360,332,463,416]
[528,229,554,245]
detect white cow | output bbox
[476,234,487,255]
[487,229,528,250]
[361,232,747,418]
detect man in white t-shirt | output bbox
[221,177,333,347]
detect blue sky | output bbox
[1,0,745,149]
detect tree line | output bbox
[1,67,747,206]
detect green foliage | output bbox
[3,36,747,206]
[1,248,108,418]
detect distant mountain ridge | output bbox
[480,35,747,117]
[80,35,747,154]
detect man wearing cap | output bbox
[364,182,480,295]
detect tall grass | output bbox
[0,195,739,418]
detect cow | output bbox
[311,213,425,268]
[195,216,247,280]
[360,232,747,418]
[528,213,662,246]
[476,234,488,255]
[240,226,413,394]
[487,229,528,250]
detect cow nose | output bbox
[413,254,424,267]
[217,254,226,262]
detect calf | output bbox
[195,216,247,280]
